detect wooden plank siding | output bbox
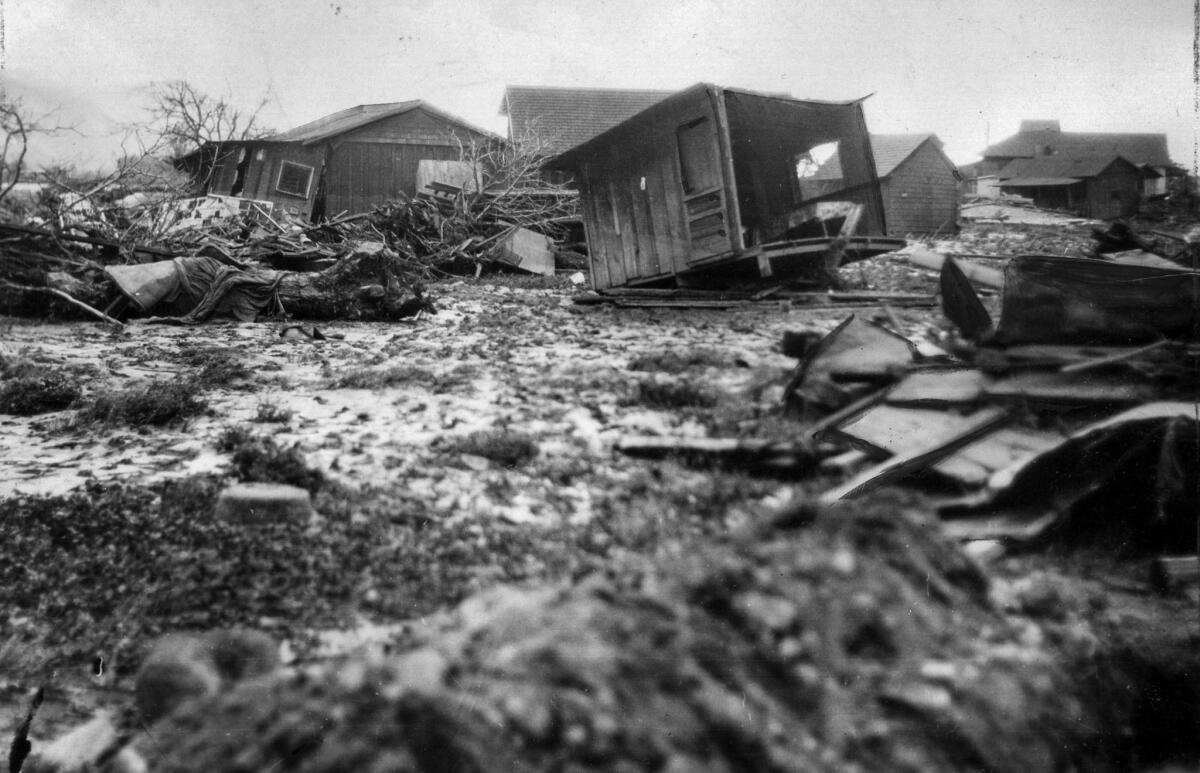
[323,142,461,215]
[879,141,960,235]
[554,84,885,290]
[569,87,720,286]
[1084,162,1141,219]
[239,143,328,218]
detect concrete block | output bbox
[214,483,313,526]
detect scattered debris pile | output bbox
[0,178,576,323]
[57,501,1150,773]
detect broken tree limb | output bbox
[906,248,1004,289]
[0,280,125,326]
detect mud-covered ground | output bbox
[2,217,1198,770]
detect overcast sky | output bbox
[3,0,1196,170]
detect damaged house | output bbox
[550,83,903,291]
[177,102,499,221]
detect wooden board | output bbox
[982,370,1158,404]
[886,369,987,406]
[820,406,1010,501]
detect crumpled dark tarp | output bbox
[106,256,283,323]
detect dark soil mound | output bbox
[134,498,1117,773]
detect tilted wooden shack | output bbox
[550,83,904,290]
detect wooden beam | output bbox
[906,247,1004,289]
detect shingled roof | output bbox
[501,86,675,154]
[811,133,954,181]
[997,154,1137,186]
[270,101,498,145]
[982,124,1172,167]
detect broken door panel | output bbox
[677,116,732,260]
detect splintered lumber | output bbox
[1150,556,1200,592]
[939,402,1200,542]
[906,248,1004,289]
[820,406,1009,502]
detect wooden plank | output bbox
[711,87,744,251]
[820,404,974,457]
[653,118,689,275]
[886,369,987,405]
[906,247,1004,288]
[819,407,1010,502]
[982,370,1158,404]
[932,426,1063,487]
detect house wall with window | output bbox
[229,142,328,219]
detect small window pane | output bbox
[276,161,314,197]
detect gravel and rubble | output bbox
[3,217,1199,772]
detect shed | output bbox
[180,101,499,222]
[997,155,1142,219]
[870,134,960,235]
[550,83,903,291]
[820,134,961,235]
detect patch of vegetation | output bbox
[0,371,82,415]
[623,377,719,409]
[329,362,477,392]
[253,401,293,423]
[176,345,252,387]
[628,348,728,374]
[442,429,539,468]
[77,379,207,426]
[227,434,324,493]
[0,478,376,667]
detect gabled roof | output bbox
[997,154,1136,184]
[501,86,675,154]
[869,133,949,177]
[270,101,499,145]
[810,133,955,181]
[982,124,1172,166]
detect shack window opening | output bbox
[276,161,314,198]
[794,140,842,201]
[676,118,719,195]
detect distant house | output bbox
[868,134,960,234]
[550,83,902,291]
[500,86,674,154]
[815,134,960,234]
[997,154,1143,219]
[178,101,499,221]
[975,119,1181,199]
